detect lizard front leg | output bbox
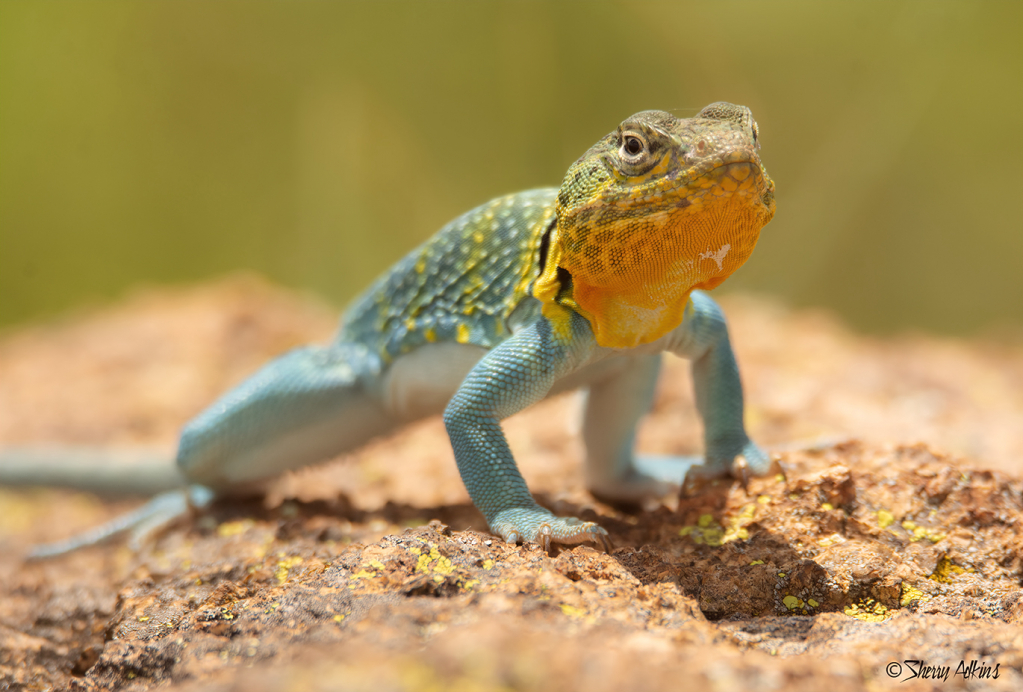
[579,292,769,506]
[670,291,770,480]
[581,353,706,506]
[443,310,611,552]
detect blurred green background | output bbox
[1,0,1021,335]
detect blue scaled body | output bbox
[5,103,777,554]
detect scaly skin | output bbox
[438,103,775,548]
[2,102,775,556]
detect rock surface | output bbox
[2,276,1022,691]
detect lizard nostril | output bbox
[696,139,707,154]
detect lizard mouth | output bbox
[676,159,774,216]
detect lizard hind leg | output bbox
[176,341,396,490]
[28,342,392,559]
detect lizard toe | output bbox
[537,523,553,553]
[739,441,772,476]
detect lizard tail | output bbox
[0,447,183,495]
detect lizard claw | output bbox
[594,530,614,554]
[734,455,751,491]
[537,523,553,554]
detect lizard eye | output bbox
[620,133,647,162]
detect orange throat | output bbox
[535,192,771,349]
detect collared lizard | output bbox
[0,102,776,555]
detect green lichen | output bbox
[929,556,968,584]
[818,533,845,547]
[901,520,946,544]
[844,598,892,622]
[900,583,931,607]
[275,556,303,584]
[415,545,455,575]
[559,604,588,619]
[679,508,754,546]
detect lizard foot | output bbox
[27,486,214,559]
[682,441,773,493]
[490,508,612,554]
[588,455,704,511]
[632,454,706,482]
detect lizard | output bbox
[0,102,776,555]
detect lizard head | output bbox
[534,102,775,348]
